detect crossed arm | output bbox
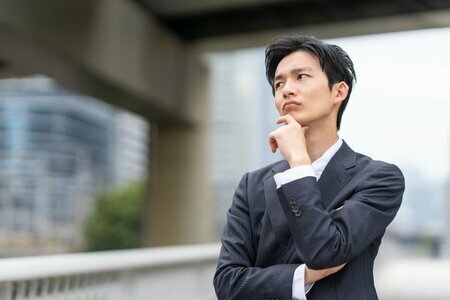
[304,206,347,283]
[214,173,346,299]
[214,164,403,299]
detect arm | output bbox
[214,173,299,299]
[291,263,346,300]
[274,164,348,298]
[277,164,404,269]
[305,263,346,285]
[214,173,347,299]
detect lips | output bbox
[283,101,300,111]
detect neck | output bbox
[305,125,339,162]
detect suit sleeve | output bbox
[276,163,405,269]
[214,173,299,300]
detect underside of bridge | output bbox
[136,0,450,41]
[1,0,449,246]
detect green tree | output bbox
[84,180,145,251]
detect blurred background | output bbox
[0,0,449,299]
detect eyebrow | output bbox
[274,67,313,82]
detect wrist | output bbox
[304,266,314,285]
[288,156,311,168]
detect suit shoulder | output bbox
[354,151,404,180]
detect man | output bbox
[213,35,404,300]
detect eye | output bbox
[297,73,309,80]
[274,82,284,90]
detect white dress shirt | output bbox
[273,138,343,300]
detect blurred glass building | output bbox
[0,76,148,256]
[209,50,283,235]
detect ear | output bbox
[333,81,349,105]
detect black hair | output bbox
[265,35,356,129]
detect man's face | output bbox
[273,50,342,128]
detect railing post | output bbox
[0,282,12,300]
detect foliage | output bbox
[84,180,145,251]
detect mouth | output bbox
[283,101,300,112]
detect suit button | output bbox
[289,198,302,216]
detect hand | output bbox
[304,263,347,285]
[268,114,311,167]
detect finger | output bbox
[282,114,297,124]
[275,117,287,125]
[331,263,347,273]
[268,135,278,153]
[276,116,289,124]
[276,114,298,125]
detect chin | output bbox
[286,112,308,125]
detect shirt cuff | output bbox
[292,264,314,300]
[274,165,314,189]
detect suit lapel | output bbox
[317,141,356,209]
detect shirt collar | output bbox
[312,138,343,180]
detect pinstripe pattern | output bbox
[214,141,404,300]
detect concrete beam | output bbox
[193,9,450,53]
[0,0,191,124]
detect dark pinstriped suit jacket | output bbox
[214,141,405,300]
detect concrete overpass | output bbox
[1,0,450,246]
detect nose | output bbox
[282,79,296,98]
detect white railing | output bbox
[0,243,221,300]
[376,258,450,300]
[3,242,448,300]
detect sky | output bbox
[328,28,450,182]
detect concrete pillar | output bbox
[145,55,213,246]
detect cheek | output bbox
[274,98,283,113]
